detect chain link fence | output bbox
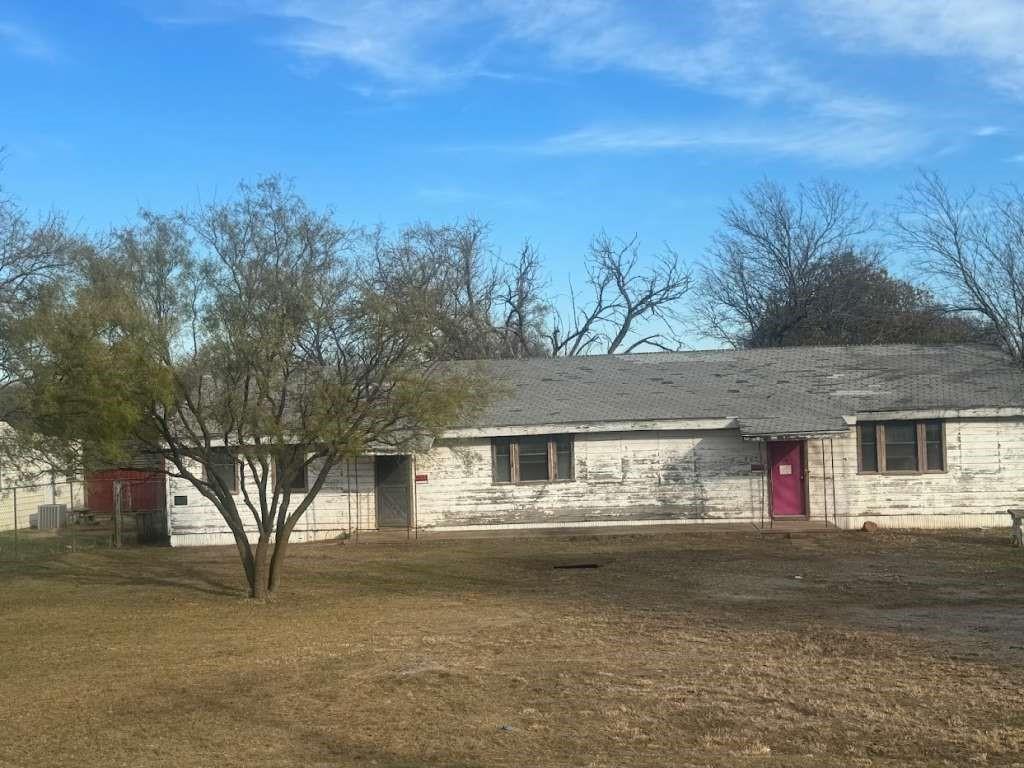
[0,474,167,561]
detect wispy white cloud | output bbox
[415,184,475,204]
[528,119,927,167]
[256,0,486,87]
[974,125,1007,137]
[149,0,1017,166]
[806,0,1024,98]
[1009,153,1024,163]
[0,20,56,60]
[153,0,895,116]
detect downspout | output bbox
[821,440,828,528]
[411,455,419,541]
[759,440,767,530]
[830,438,838,528]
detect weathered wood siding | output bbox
[167,457,377,547]
[417,420,1024,531]
[809,418,1024,529]
[414,430,766,529]
[165,417,1024,544]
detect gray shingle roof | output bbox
[457,344,1024,437]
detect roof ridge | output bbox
[454,342,1002,365]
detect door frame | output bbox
[374,454,413,529]
[766,439,810,519]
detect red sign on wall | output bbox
[415,473,428,483]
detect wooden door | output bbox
[768,441,805,517]
[375,455,411,528]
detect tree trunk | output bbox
[267,519,298,594]
[251,534,272,599]
[232,529,257,597]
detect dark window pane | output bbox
[493,439,511,482]
[209,448,237,492]
[555,436,573,480]
[518,436,550,482]
[924,421,944,471]
[276,448,307,491]
[884,423,918,472]
[859,424,878,472]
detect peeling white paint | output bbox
[166,417,1024,545]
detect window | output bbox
[884,422,918,472]
[555,435,573,479]
[924,421,945,472]
[857,421,945,474]
[517,436,550,482]
[492,435,574,483]
[207,447,239,492]
[274,448,309,492]
[493,439,512,483]
[858,423,878,472]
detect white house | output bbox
[164,344,1024,546]
[0,423,84,531]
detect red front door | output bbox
[768,441,805,517]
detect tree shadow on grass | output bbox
[1,548,244,598]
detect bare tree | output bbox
[550,233,692,355]
[894,171,1024,362]
[496,240,549,358]
[368,220,693,359]
[699,179,873,347]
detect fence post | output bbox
[70,479,78,553]
[112,480,123,549]
[12,486,18,559]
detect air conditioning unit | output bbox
[37,504,68,530]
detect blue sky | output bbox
[1,0,1023,293]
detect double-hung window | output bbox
[492,435,574,483]
[858,421,945,474]
[207,447,239,492]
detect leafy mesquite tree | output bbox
[368,219,550,359]
[28,178,484,598]
[0,162,87,476]
[0,166,77,411]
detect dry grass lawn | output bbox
[1,526,1023,767]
